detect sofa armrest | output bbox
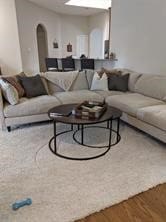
[0,88,6,130]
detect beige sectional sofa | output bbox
[0,69,166,143]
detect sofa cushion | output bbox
[108,74,129,92]
[95,90,126,98]
[0,80,19,105]
[4,95,61,117]
[41,71,79,91]
[47,81,64,95]
[54,90,104,104]
[105,93,164,117]
[2,76,25,98]
[40,76,50,95]
[137,105,166,131]
[1,71,26,98]
[120,69,142,92]
[70,71,89,91]
[18,75,48,98]
[98,68,142,92]
[91,73,108,91]
[85,70,95,89]
[134,74,166,100]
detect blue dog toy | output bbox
[12,198,32,210]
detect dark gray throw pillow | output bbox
[18,75,48,98]
[108,74,129,92]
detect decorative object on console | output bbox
[18,74,48,98]
[81,59,94,70]
[108,73,130,92]
[110,52,116,60]
[80,54,87,59]
[91,72,108,91]
[104,40,109,59]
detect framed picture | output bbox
[67,43,72,52]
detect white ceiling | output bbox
[28,0,108,16]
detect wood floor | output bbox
[77,183,166,222]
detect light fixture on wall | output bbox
[53,39,59,49]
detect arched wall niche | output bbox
[36,23,48,72]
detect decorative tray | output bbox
[72,101,107,120]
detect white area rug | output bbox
[0,122,166,222]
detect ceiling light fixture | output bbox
[66,0,111,10]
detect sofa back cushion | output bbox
[41,70,79,94]
[134,74,166,100]
[42,71,89,94]
[39,73,64,94]
[18,75,48,98]
[47,81,64,94]
[85,70,95,89]
[114,68,142,92]
[70,71,89,91]
[108,73,129,92]
[98,68,142,92]
[40,76,50,95]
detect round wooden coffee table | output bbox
[48,104,122,161]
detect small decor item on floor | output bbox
[12,198,32,210]
[72,101,107,120]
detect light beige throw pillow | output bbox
[91,72,108,91]
[0,79,19,105]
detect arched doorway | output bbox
[36,24,48,72]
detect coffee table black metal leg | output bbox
[78,124,80,130]
[54,120,57,153]
[108,119,112,148]
[49,119,121,161]
[117,118,120,143]
[107,120,109,129]
[81,124,84,145]
[71,124,74,131]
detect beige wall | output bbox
[15,0,89,73]
[60,14,88,58]
[1,0,109,74]
[0,0,22,75]
[88,12,109,59]
[15,0,62,74]
[111,0,166,75]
